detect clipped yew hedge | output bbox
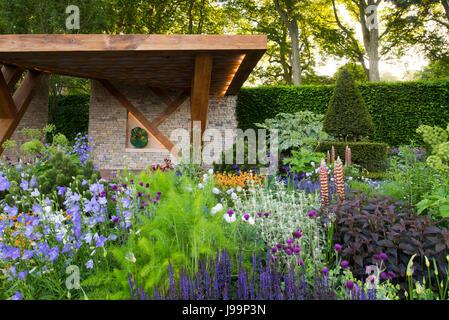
[237,81,449,147]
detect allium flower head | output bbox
[334,244,342,251]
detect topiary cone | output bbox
[323,68,374,141]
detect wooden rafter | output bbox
[98,79,176,155]
[0,70,42,155]
[225,51,265,95]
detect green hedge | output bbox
[49,94,90,141]
[316,141,389,170]
[237,81,449,147]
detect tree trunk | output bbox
[359,0,380,82]
[368,27,380,82]
[273,0,302,85]
[288,20,302,85]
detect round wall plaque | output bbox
[130,127,149,148]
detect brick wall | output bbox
[3,74,50,162]
[88,80,237,171]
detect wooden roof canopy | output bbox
[0,34,267,95]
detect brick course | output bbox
[88,80,237,170]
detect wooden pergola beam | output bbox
[0,70,42,155]
[99,79,176,154]
[225,51,265,95]
[190,53,213,137]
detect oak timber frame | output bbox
[0,34,267,159]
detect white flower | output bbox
[236,186,242,192]
[198,183,204,189]
[125,252,136,263]
[223,213,236,223]
[208,169,214,175]
[311,161,315,167]
[226,188,234,195]
[44,206,52,214]
[212,187,220,195]
[231,192,237,200]
[210,203,223,216]
[202,174,209,182]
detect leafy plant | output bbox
[283,148,325,174]
[417,123,449,172]
[255,110,328,153]
[318,191,449,294]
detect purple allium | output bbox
[286,249,292,256]
[227,210,234,216]
[243,214,250,220]
[264,212,269,218]
[346,280,354,290]
[139,181,144,186]
[341,260,349,268]
[379,253,388,260]
[387,271,396,278]
[298,259,304,266]
[373,254,380,261]
[257,212,262,217]
[321,267,329,274]
[111,184,118,191]
[334,244,342,251]
[271,247,277,253]
[276,243,282,249]
[381,272,387,280]
[307,210,317,218]
[293,246,300,253]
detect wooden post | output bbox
[190,53,212,162]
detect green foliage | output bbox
[20,140,44,156]
[236,80,449,147]
[334,63,368,83]
[323,68,374,141]
[283,149,325,174]
[84,170,241,299]
[417,123,449,172]
[49,94,90,142]
[417,187,449,219]
[382,145,438,205]
[255,110,328,152]
[316,141,389,170]
[35,151,99,195]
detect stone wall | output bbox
[3,74,50,162]
[88,80,238,171]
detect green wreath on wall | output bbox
[130,126,149,148]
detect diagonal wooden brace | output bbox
[99,79,177,156]
[0,70,42,155]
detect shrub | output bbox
[319,191,449,294]
[236,81,449,147]
[417,124,449,172]
[316,141,389,170]
[323,68,374,141]
[255,110,328,153]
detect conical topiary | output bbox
[323,68,374,141]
